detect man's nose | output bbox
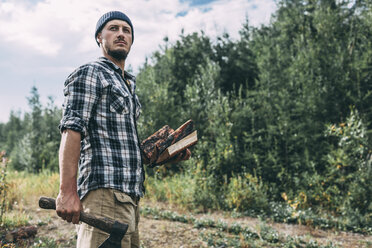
[117,29,126,38]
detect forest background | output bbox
[0,0,371,236]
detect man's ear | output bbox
[96,33,102,46]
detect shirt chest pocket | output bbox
[109,86,131,115]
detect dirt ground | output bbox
[4,200,372,248]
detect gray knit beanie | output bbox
[95,11,134,46]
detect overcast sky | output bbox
[0,0,277,123]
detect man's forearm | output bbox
[59,129,81,192]
[56,129,82,224]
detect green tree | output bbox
[8,87,61,172]
[168,31,214,102]
[0,111,25,153]
[213,27,258,93]
[238,0,372,198]
[39,96,62,170]
[26,86,44,172]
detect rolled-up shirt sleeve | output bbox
[59,65,101,138]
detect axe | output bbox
[39,196,128,248]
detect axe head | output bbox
[98,221,128,248]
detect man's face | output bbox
[97,19,133,60]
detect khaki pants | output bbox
[76,188,140,248]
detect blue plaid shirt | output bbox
[59,57,144,199]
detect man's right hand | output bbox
[56,191,82,224]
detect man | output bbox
[56,11,189,247]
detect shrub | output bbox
[324,108,371,225]
[224,172,269,212]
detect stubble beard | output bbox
[107,48,129,61]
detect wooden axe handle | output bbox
[39,196,121,235]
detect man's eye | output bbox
[110,27,117,30]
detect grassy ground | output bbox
[0,171,371,247]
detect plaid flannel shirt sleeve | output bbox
[59,65,102,138]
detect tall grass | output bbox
[144,173,195,209]
[0,170,58,230]
[6,170,59,210]
[6,168,195,211]
[6,169,195,210]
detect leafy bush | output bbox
[9,134,32,172]
[224,173,269,212]
[323,108,372,230]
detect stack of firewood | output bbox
[141,119,197,167]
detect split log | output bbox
[5,225,37,242]
[141,120,196,167]
[140,125,172,164]
[156,120,194,155]
[156,130,197,165]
